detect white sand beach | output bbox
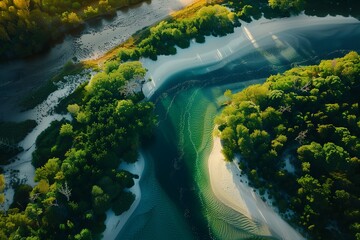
[141,14,359,98]
[102,154,145,239]
[208,137,305,240]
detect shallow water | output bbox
[0,0,197,210]
[116,17,360,239]
[0,0,196,120]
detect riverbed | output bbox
[1,4,360,239]
[0,0,196,121]
[116,15,360,240]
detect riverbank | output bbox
[0,0,200,122]
[114,13,360,240]
[1,70,92,209]
[141,14,359,98]
[102,154,145,239]
[208,136,304,240]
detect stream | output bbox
[116,16,360,240]
[0,0,196,210]
[0,2,360,239]
[0,0,196,120]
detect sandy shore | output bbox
[102,153,145,239]
[141,14,359,98]
[208,137,304,240]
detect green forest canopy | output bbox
[216,51,360,240]
[1,0,360,239]
[0,0,144,58]
[0,61,156,239]
[2,0,360,59]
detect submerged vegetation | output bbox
[216,52,360,239]
[0,120,37,164]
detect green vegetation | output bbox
[2,0,359,60]
[221,0,360,21]
[0,0,144,59]
[0,61,156,239]
[101,4,238,62]
[216,52,360,239]
[2,0,360,239]
[0,120,37,163]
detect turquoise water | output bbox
[117,19,360,240]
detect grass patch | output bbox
[20,62,88,111]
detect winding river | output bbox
[0,0,196,120]
[1,2,360,239]
[116,15,360,240]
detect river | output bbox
[116,16,360,240]
[0,0,196,213]
[0,0,196,121]
[1,2,360,239]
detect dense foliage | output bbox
[216,52,360,239]
[1,1,360,239]
[0,61,156,239]
[221,0,360,21]
[112,4,239,61]
[0,0,144,59]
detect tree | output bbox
[111,192,135,215]
[268,0,304,12]
[60,123,73,137]
[91,185,110,214]
[323,142,350,171]
[58,182,72,201]
[61,12,82,26]
[13,0,30,11]
[75,229,92,240]
[67,104,80,116]
[35,157,61,182]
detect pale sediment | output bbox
[208,137,305,240]
[141,14,359,99]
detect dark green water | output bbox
[117,18,360,240]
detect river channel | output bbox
[116,16,360,240]
[1,2,360,240]
[0,0,196,120]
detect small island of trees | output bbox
[216,51,360,240]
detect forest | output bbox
[2,0,359,59]
[216,52,360,240]
[0,0,144,59]
[1,0,360,239]
[104,4,238,62]
[0,3,240,239]
[0,61,156,239]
